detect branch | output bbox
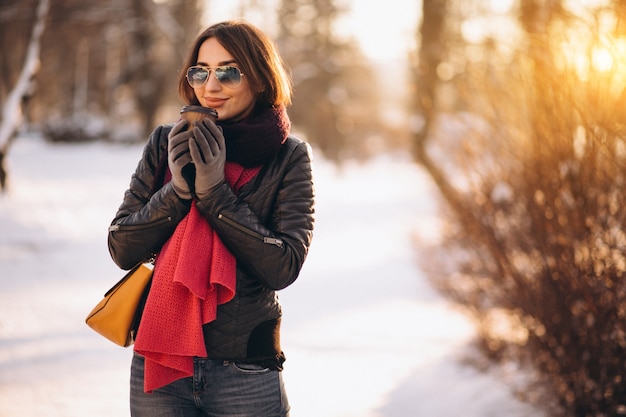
[0,0,50,152]
[140,0,184,46]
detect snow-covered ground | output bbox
[0,135,544,416]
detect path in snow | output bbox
[0,136,544,416]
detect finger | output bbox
[200,119,225,150]
[172,147,191,164]
[188,136,207,164]
[194,124,220,158]
[168,119,189,138]
[167,131,193,151]
[170,138,191,161]
[173,151,192,167]
[168,131,194,154]
[170,133,192,150]
[195,119,212,142]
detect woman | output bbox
[108,21,314,417]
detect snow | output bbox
[0,135,545,416]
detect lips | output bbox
[204,97,227,108]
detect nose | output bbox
[204,70,222,91]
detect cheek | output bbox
[240,86,257,106]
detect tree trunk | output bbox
[412,0,446,143]
[411,0,453,200]
[0,0,50,192]
[0,150,6,192]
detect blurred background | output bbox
[3,0,626,416]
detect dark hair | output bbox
[178,21,292,108]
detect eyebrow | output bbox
[196,59,238,67]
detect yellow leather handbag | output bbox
[85,262,154,347]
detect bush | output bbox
[42,114,109,143]
[418,17,626,416]
[41,113,144,143]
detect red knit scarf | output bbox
[134,162,260,393]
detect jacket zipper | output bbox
[217,213,284,248]
[108,216,172,232]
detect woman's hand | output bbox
[190,119,226,198]
[167,119,194,199]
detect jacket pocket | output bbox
[217,214,283,248]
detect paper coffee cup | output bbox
[180,105,218,130]
[178,105,218,194]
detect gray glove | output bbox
[167,119,194,199]
[190,118,226,198]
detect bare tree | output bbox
[0,0,49,191]
[276,0,382,161]
[410,0,454,206]
[0,0,202,190]
[117,0,200,136]
[38,0,201,142]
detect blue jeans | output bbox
[130,353,290,417]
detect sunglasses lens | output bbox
[215,66,242,87]
[187,67,209,87]
[187,66,242,88]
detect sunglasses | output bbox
[186,65,244,89]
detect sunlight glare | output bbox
[334,0,418,61]
[565,0,611,16]
[489,0,515,14]
[592,46,613,72]
[207,0,418,62]
[556,10,626,87]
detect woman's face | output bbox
[193,37,256,121]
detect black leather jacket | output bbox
[108,124,315,365]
